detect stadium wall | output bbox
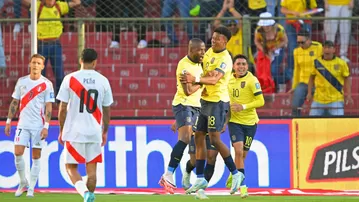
[0,119,357,191]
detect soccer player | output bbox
[57,48,113,202]
[180,26,243,195]
[225,54,265,198]
[306,40,353,116]
[159,38,206,194]
[4,54,55,197]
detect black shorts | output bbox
[228,122,257,151]
[188,134,216,154]
[172,104,200,130]
[195,100,229,133]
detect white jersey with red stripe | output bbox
[12,75,55,129]
[56,69,113,143]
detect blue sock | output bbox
[223,156,238,175]
[196,160,206,178]
[204,163,215,182]
[167,140,187,174]
[238,168,245,186]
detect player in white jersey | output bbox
[4,54,55,197]
[57,48,113,202]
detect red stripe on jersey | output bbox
[89,153,103,163]
[66,142,86,163]
[69,77,102,124]
[20,82,47,113]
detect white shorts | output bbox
[14,128,44,149]
[64,141,102,164]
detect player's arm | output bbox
[290,50,300,91]
[102,105,110,134]
[58,102,68,133]
[342,62,353,105]
[245,81,265,110]
[181,69,224,85]
[181,82,201,96]
[68,0,81,8]
[7,98,19,121]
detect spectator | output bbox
[197,0,223,44]
[280,0,317,81]
[288,29,322,116]
[266,0,277,17]
[307,40,353,116]
[96,0,146,49]
[13,0,29,34]
[0,0,6,78]
[324,0,354,63]
[161,0,193,46]
[254,12,288,93]
[213,1,255,69]
[24,0,81,93]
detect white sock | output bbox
[29,159,41,190]
[15,155,26,184]
[75,180,89,198]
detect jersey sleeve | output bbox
[176,60,185,77]
[45,82,55,103]
[58,2,70,15]
[342,60,350,77]
[12,79,21,100]
[214,55,231,75]
[56,76,70,103]
[102,79,114,107]
[251,77,263,96]
[311,60,318,75]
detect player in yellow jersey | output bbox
[180,26,243,196]
[307,40,353,116]
[224,54,265,198]
[288,29,322,116]
[159,38,206,194]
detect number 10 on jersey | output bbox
[79,89,98,114]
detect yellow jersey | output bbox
[327,0,350,5]
[172,56,204,107]
[33,1,70,39]
[226,29,255,65]
[312,56,350,104]
[248,0,266,10]
[281,0,317,20]
[228,72,265,126]
[202,48,233,102]
[255,24,286,51]
[292,41,322,89]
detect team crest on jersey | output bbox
[241,81,246,88]
[334,64,339,70]
[210,57,215,64]
[309,51,314,56]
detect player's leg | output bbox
[64,142,89,199]
[185,113,208,194]
[182,134,196,190]
[13,128,30,197]
[27,129,45,197]
[160,105,195,193]
[204,135,218,183]
[84,142,103,201]
[207,102,243,194]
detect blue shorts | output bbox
[188,134,216,154]
[228,122,257,151]
[172,104,200,130]
[195,100,229,133]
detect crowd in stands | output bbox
[0,0,358,117]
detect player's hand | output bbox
[220,124,227,133]
[231,103,244,112]
[180,72,195,84]
[4,124,10,137]
[40,128,48,140]
[101,133,108,147]
[306,93,313,102]
[345,95,354,105]
[58,132,64,145]
[170,122,177,133]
